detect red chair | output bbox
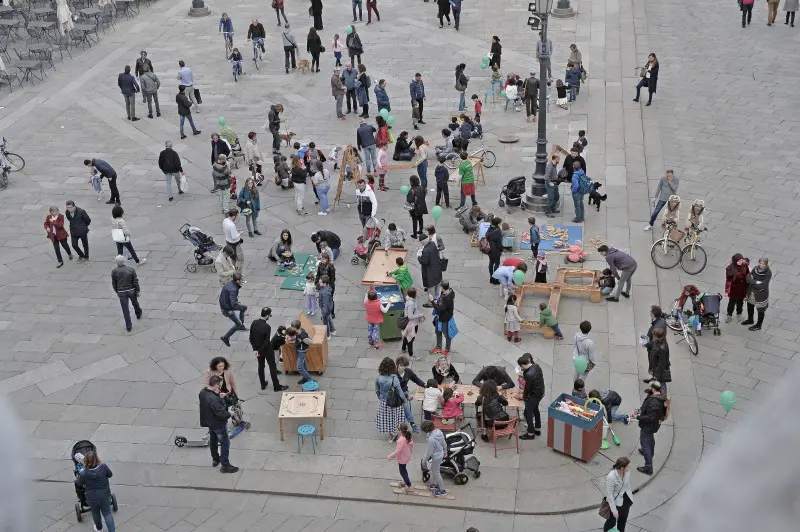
[491,417,519,457]
[433,414,462,433]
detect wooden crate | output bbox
[281,312,329,374]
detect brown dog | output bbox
[296,59,310,74]
[280,132,296,146]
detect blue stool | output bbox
[484,88,495,104]
[297,424,317,453]
[302,381,319,392]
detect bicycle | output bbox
[443,142,496,169]
[1,137,24,172]
[231,58,243,82]
[665,300,699,356]
[249,38,264,70]
[221,31,233,58]
[679,226,707,275]
[650,222,682,269]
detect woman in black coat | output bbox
[436,0,451,27]
[489,36,502,68]
[310,0,324,30]
[634,53,659,106]
[407,175,428,239]
[419,237,443,297]
[647,328,671,394]
[306,27,323,73]
[485,216,503,283]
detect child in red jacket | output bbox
[441,387,464,421]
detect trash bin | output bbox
[546,392,604,462]
[373,284,404,341]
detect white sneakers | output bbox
[643,224,652,231]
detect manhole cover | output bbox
[498,135,519,143]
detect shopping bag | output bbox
[193,88,202,104]
[179,173,188,192]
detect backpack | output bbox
[479,237,491,254]
[365,75,372,88]
[577,172,594,195]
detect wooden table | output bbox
[412,383,524,409]
[278,391,327,441]
[361,247,408,286]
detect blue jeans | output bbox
[648,199,666,227]
[297,348,315,381]
[367,322,380,344]
[458,91,466,111]
[398,463,411,487]
[322,311,335,334]
[89,497,115,532]
[568,86,578,101]
[331,247,340,260]
[435,327,451,350]
[640,430,655,471]
[164,172,181,197]
[545,181,559,214]
[317,184,330,213]
[609,405,628,422]
[572,192,585,222]
[352,0,362,20]
[459,189,477,208]
[118,292,141,330]
[363,144,377,173]
[179,114,198,136]
[549,324,563,337]
[222,308,246,340]
[402,391,416,425]
[417,159,428,189]
[208,424,231,466]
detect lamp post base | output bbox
[188,0,210,17]
[551,0,576,18]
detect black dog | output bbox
[588,182,607,211]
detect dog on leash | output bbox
[280,131,296,146]
[297,59,311,74]
[587,182,607,211]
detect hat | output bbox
[437,154,448,163]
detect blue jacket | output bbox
[565,67,581,86]
[219,281,245,312]
[74,464,112,504]
[459,122,474,140]
[450,0,462,9]
[341,67,358,90]
[91,158,116,179]
[219,17,233,34]
[318,285,334,315]
[530,224,541,244]
[375,373,404,402]
[435,164,450,186]
[571,168,586,194]
[357,123,377,149]
[238,187,260,212]
[117,72,139,96]
[491,265,516,287]
[374,86,390,110]
[409,79,425,100]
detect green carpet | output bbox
[273,253,313,277]
[276,253,318,291]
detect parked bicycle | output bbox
[679,226,707,275]
[665,300,699,356]
[0,137,24,190]
[443,142,496,169]
[651,223,708,275]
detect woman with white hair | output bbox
[742,257,771,331]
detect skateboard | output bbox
[389,482,456,500]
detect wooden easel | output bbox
[332,145,362,211]
[448,157,486,185]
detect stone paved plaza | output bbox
[3,0,800,530]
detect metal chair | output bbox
[100,6,115,31]
[491,417,519,457]
[0,68,21,91]
[68,28,86,48]
[51,34,71,59]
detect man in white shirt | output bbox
[222,209,243,271]
[355,179,377,228]
[177,60,198,108]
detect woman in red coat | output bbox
[44,206,73,268]
[725,253,749,322]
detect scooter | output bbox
[174,397,251,447]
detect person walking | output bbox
[366,0,380,24]
[647,329,671,395]
[544,149,560,216]
[249,307,289,393]
[485,216,503,283]
[177,60,198,107]
[215,245,237,286]
[331,67,346,119]
[455,63,469,111]
[74,451,116,532]
[346,27,364,66]
[451,0,462,30]
[725,254,750,322]
[375,357,406,440]
[237,177,261,237]
[65,200,91,262]
[135,50,153,102]
[222,208,244,267]
[598,245,637,301]
[212,155,232,213]
[568,44,582,69]
[429,281,455,355]
[307,27,322,73]
[602,457,634,532]
[355,178,378,226]
[158,141,183,201]
[341,63,358,114]
[84,158,120,205]
[111,205,145,265]
[267,104,284,154]
[272,0,288,26]
[244,132,264,180]
[409,73,426,123]
[536,36,553,80]
[522,71,539,122]
[784,0,797,25]
[111,254,142,332]
[636,381,667,475]
[219,273,248,347]
[281,24,298,74]
[44,206,72,268]
[436,0,451,27]
[643,170,679,230]
[742,257,771,331]
[117,65,140,121]
[740,0,755,26]
[407,175,428,239]
[137,64,160,119]
[572,320,597,381]
[768,0,780,24]
[311,0,324,30]
[633,53,659,106]
[199,375,239,473]
[488,36,502,68]
[176,87,201,139]
[518,353,545,440]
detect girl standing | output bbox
[387,422,414,493]
[365,289,390,348]
[74,451,116,532]
[505,294,522,343]
[332,34,342,67]
[237,177,261,237]
[111,205,145,265]
[742,258,771,331]
[312,161,331,215]
[44,206,73,268]
[375,357,406,440]
[304,272,317,316]
[401,288,425,359]
[724,254,749,323]
[411,136,429,189]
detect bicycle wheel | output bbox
[482,150,496,168]
[680,244,707,275]
[650,238,681,269]
[253,57,259,70]
[684,328,699,356]
[5,152,24,172]
[0,170,7,189]
[444,154,459,169]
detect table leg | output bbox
[321,403,327,440]
[280,418,284,441]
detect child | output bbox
[528,216,541,258]
[555,79,568,109]
[490,64,503,92]
[365,289,390,349]
[383,222,406,248]
[471,94,482,120]
[435,129,453,155]
[293,141,309,166]
[534,251,548,283]
[421,420,447,496]
[318,275,336,339]
[422,379,443,421]
[274,155,293,189]
[441,387,464,421]
[471,116,483,139]
[277,242,296,271]
[376,143,388,190]
[572,378,587,399]
[505,294,522,343]
[303,272,317,316]
[448,116,460,132]
[457,151,477,208]
[578,130,588,148]
[501,222,515,251]
[387,422,415,494]
[599,268,615,295]
[367,175,375,190]
[387,257,413,293]
[287,321,316,384]
[412,101,420,130]
[332,34,342,67]
[538,302,563,340]
[89,167,102,201]
[434,156,451,208]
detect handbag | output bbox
[397,315,410,330]
[111,228,128,243]
[598,498,612,519]
[179,173,188,192]
[638,66,647,78]
[320,45,326,53]
[440,257,449,271]
[385,376,404,408]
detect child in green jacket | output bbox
[538,302,563,340]
[387,257,413,293]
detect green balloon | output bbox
[573,356,588,375]
[720,390,737,412]
[379,108,389,119]
[431,205,443,221]
[400,185,410,195]
[480,62,488,70]
[345,25,353,35]
[218,117,226,126]
[500,90,507,97]
[513,269,526,285]
[387,115,396,126]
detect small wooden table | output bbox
[361,248,408,286]
[413,383,524,409]
[278,391,327,441]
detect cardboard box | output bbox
[281,312,329,374]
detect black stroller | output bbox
[72,440,118,523]
[498,176,526,214]
[180,223,221,273]
[421,423,481,486]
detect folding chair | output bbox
[491,417,519,457]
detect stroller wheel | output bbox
[75,502,82,522]
[186,264,197,273]
[454,472,469,485]
[210,265,217,273]
[111,494,118,512]
[244,422,251,430]
[714,328,721,336]
[174,436,187,447]
[351,257,359,265]
[422,471,430,483]
[498,198,505,207]
[473,470,481,479]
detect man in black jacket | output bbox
[636,381,667,475]
[84,158,120,205]
[111,255,142,332]
[157,141,184,201]
[472,365,515,390]
[267,104,283,154]
[219,273,247,347]
[430,281,455,355]
[117,65,140,121]
[248,307,289,392]
[199,375,238,473]
[643,305,667,384]
[310,230,341,260]
[519,353,545,440]
[65,200,91,262]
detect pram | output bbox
[668,285,723,336]
[180,223,221,273]
[71,440,119,523]
[498,175,526,214]
[174,392,251,447]
[420,422,481,486]
[352,217,384,265]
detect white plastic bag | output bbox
[180,173,188,192]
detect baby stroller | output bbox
[71,440,118,523]
[669,285,723,336]
[352,217,384,265]
[498,175,526,214]
[421,422,481,485]
[180,223,220,273]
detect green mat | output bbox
[277,253,318,291]
[273,253,313,277]
[280,276,308,291]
